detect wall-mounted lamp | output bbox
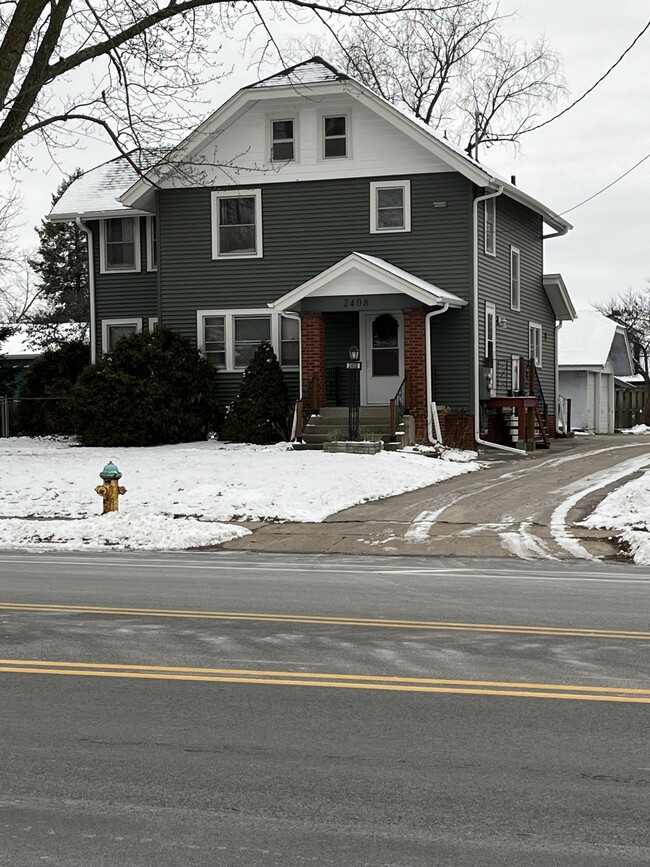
[348,345,360,361]
[496,316,507,329]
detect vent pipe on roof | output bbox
[511,175,517,186]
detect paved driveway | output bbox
[223,434,650,560]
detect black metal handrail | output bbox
[389,374,408,439]
[294,375,319,441]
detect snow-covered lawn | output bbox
[0,437,481,551]
[579,470,650,565]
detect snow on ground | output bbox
[1,437,482,551]
[579,468,650,565]
[620,424,650,435]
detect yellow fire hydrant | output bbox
[95,461,127,514]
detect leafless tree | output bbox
[0,0,464,171]
[316,0,565,156]
[598,286,650,425]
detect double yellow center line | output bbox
[1,658,649,703]
[1,601,649,640]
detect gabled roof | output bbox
[543,274,576,322]
[269,252,467,311]
[559,309,633,370]
[113,57,572,234]
[246,56,349,88]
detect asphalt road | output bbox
[1,551,649,866]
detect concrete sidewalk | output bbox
[222,434,650,560]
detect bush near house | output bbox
[17,340,90,435]
[222,342,291,444]
[71,328,220,447]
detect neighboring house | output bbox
[0,326,40,396]
[47,57,575,450]
[558,309,635,433]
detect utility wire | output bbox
[561,151,650,215]
[522,18,650,136]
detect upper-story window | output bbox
[146,216,157,271]
[100,217,140,273]
[211,190,263,259]
[271,119,295,162]
[484,197,496,256]
[510,246,521,311]
[323,115,347,158]
[370,181,411,233]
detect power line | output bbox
[561,151,650,215]
[522,18,650,136]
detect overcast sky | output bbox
[11,0,650,311]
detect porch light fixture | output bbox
[349,345,360,361]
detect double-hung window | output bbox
[100,217,140,273]
[484,197,496,255]
[370,181,411,233]
[198,311,299,371]
[101,318,142,353]
[211,190,263,259]
[271,119,295,162]
[323,115,347,158]
[510,246,521,310]
[529,322,542,367]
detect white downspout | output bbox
[555,321,562,435]
[426,303,448,443]
[76,218,96,363]
[472,186,526,457]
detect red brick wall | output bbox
[403,308,427,430]
[300,312,326,408]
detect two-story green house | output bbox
[49,57,576,451]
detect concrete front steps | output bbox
[292,406,412,451]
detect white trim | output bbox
[485,301,496,396]
[268,115,298,163]
[211,189,263,259]
[529,321,543,368]
[148,317,158,331]
[269,252,466,311]
[319,112,350,160]
[99,217,141,274]
[369,180,411,234]
[196,308,298,371]
[146,216,157,271]
[101,318,142,353]
[510,246,521,311]
[484,197,496,256]
[361,310,404,405]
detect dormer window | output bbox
[323,115,347,158]
[271,119,295,162]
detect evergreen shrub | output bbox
[71,327,220,446]
[17,340,90,435]
[222,341,291,444]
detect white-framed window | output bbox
[211,189,263,259]
[197,310,299,371]
[270,118,296,162]
[511,354,521,394]
[148,317,159,332]
[484,197,496,256]
[485,302,496,393]
[510,246,521,310]
[369,181,411,233]
[529,322,542,368]
[322,115,348,158]
[101,318,142,353]
[99,217,140,273]
[146,216,157,271]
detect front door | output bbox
[363,312,403,405]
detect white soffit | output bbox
[543,274,576,322]
[269,252,467,311]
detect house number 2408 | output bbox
[343,297,369,307]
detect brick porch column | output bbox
[300,311,326,409]
[403,308,428,436]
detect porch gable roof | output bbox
[268,252,467,311]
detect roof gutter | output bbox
[543,225,570,240]
[76,218,96,364]
[472,185,527,457]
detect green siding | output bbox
[91,217,158,352]
[477,194,557,408]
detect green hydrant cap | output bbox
[99,461,122,480]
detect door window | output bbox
[371,314,399,376]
